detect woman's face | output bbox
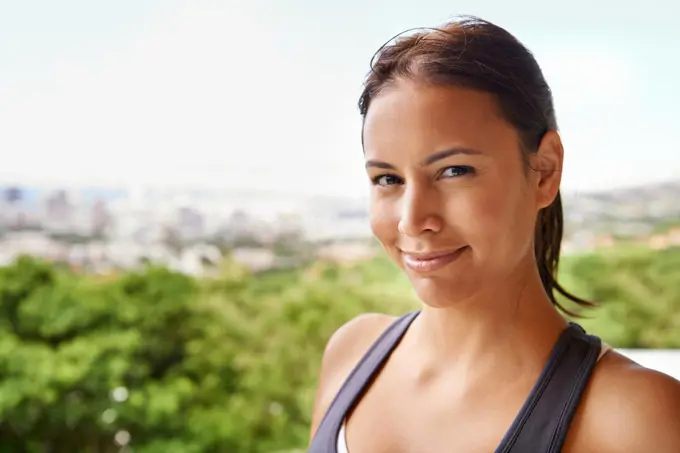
[363,80,560,307]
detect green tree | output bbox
[0,245,678,452]
[562,246,680,348]
[0,258,242,452]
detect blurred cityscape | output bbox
[1,180,679,276]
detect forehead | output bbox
[362,80,519,160]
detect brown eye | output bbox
[372,174,403,187]
[439,166,474,178]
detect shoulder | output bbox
[568,350,680,452]
[309,312,398,440]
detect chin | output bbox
[409,275,473,309]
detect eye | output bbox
[439,165,474,178]
[371,174,403,187]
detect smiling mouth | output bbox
[400,247,468,273]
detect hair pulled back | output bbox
[358,15,593,315]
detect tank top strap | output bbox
[308,310,420,453]
[496,322,602,453]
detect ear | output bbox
[530,130,563,210]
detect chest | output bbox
[310,316,603,453]
[344,367,541,453]
[341,339,607,453]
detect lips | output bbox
[400,247,467,273]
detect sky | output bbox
[0,0,679,198]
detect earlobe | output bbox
[533,131,563,209]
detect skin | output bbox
[309,79,680,452]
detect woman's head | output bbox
[359,16,591,314]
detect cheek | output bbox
[446,182,534,256]
[369,198,398,245]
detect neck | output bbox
[407,256,568,379]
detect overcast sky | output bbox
[1,0,678,197]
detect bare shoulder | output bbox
[568,350,680,452]
[309,312,398,440]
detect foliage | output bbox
[561,246,680,348]
[0,246,678,452]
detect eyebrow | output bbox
[365,146,483,170]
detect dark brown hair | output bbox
[358,15,594,315]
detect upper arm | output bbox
[308,313,397,443]
[582,355,680,453]
[612,369,680,452]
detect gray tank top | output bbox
[309,311,602,453]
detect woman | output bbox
[308,16,680,453]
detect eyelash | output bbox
[370,165,475,187]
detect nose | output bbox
[397,186,443,237]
